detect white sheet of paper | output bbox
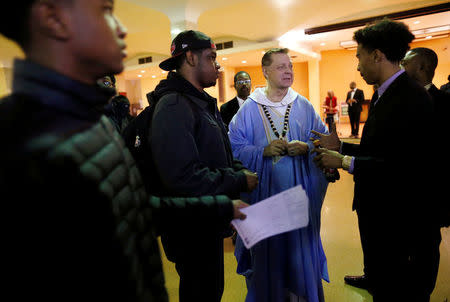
[231,185,309,249]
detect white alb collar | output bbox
[249,87,298,107]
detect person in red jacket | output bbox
[323,90,338,130]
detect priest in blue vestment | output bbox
[228,48,332,302]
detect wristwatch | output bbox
[342,155,352,171]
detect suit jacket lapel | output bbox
[363,74,407,144]
[231,97,239,112]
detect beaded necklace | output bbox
[261,103,292,140]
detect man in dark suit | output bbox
[220,71,251,128]
[401,47,450,122]
[346,81,365,138]
[311,19,441,301]
[401,47,450,228]
[440,74,450,93]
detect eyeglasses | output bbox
[236,80,251,85]
[97,78,115,88]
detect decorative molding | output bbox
[305,3,450,35]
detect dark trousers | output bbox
[325,114,334,131]
[174,236,225,302]
[356,208,441,301]
[348,109,361,136]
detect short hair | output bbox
[353,18,414,63]
[174,49,204,71]
[234,71,250,83]
[409,47,438,78]
[262,48,289,67]
[0,1,35,48]
[111,95,130,105]
[1,0,73,49]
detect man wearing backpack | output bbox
[144,30,258,302]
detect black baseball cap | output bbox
[159,30,216,71]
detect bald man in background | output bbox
[401,47,450,229]
[401,47,450,118]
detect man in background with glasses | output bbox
[97,74,116,89]
[220,71,252,128]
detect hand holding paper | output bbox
[231,185,309,249]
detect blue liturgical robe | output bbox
[228,88,330,302]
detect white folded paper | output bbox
[231,185,309,249]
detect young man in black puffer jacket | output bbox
[0,2,247,302]
[144,30,259,302]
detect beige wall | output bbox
[115,73,163,112]
[0,36,24,98]
[319,49,371,108]
[308,59,320,113]
[0,68,9,98]
[138,76,161,108]
[218,66,243,106]
[124,79,143,108]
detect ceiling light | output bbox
[140,70,146,73]
[171,28,182,36]
[222,57,228,61]
[152,75,156,78]
[270,0,295,9]
[414,34,448,42]
[242,60,247,64]
[137,74,142,78]
[414,21,421,24]
[412,25,450,36]
[339,40,357,49]
[320,42,326,46]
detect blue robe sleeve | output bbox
[228,101,267,276]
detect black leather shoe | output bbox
[344,274,369,290]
